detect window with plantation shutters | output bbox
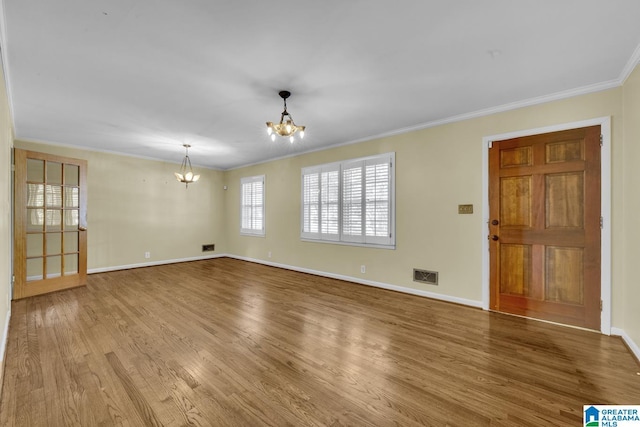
[240,175,265,236]
[301,163,340,241]
[301,153,394,248]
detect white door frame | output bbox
[481,117,612,334]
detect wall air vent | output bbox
[202,244,215,252]
[413,269,438,285]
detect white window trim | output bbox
[240,174,265,236]
[301,152,395,249]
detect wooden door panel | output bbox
[499,244,532,296]
[489,126,601,330]
[501,146,533,168]
[545,246,584,304]
[545,138,584,163]
[546,172,584,228]
[500,176,532,227]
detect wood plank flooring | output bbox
[1,257,638,426]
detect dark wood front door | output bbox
[489,126,601,330]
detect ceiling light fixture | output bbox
[266,90,306,143]
[174,144,200,188]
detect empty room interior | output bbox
[0,1,639,425]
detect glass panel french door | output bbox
[14,149,87,299]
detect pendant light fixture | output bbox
[266,90,306,143]
[174,144,200,188]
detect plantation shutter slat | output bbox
[363,156,392,245]
[301,163,340,240]
[321,170,339,235]
[341,161,364,243]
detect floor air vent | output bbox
[413,269,438,285]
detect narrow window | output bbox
[240,175,265,236]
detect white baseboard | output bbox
[227,254,483,309]
[611,327,640,363]
[0,307,10,362]
[0,307,11,401]
[88,253,225,274]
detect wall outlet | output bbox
[268,251,272,258]
[144,252,151,259]
[360,265,366,274]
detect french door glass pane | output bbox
[46,255,62,278]
[46,185,63,207]
[47,162,62,185]
[26,258,43,281]
[64,232,79,253]
[64,187,79,208]
[27,184,45,207]
[46,232,62,255]
[27,208,44,231]
[26,234,43,257]
[64,254,78,275]
[46,210,62,231]
[27,159,44,182]
[64,164,79,186]
[64,210,79,229]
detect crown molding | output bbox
[619,41,640,84]
[0,0,16,128]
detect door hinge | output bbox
[600,300,603,311]
[600,134,603,146]
[600,216,603,229]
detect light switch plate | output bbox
[458,204,473,214]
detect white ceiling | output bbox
[2,0,640,170]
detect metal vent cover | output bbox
[413,269,438,285]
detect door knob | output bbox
[491,235,499,241]
[78,226,87,231]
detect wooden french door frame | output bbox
[13,149,88,299]
[481,117,611,334]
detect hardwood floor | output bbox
[0,258,638,426]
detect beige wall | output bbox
[622,65,640,348]
[0,63,13,367]
[225,87,625,321]
[13,141,228,271]
[3,64,638,354]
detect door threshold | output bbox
[488,309,601,334]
